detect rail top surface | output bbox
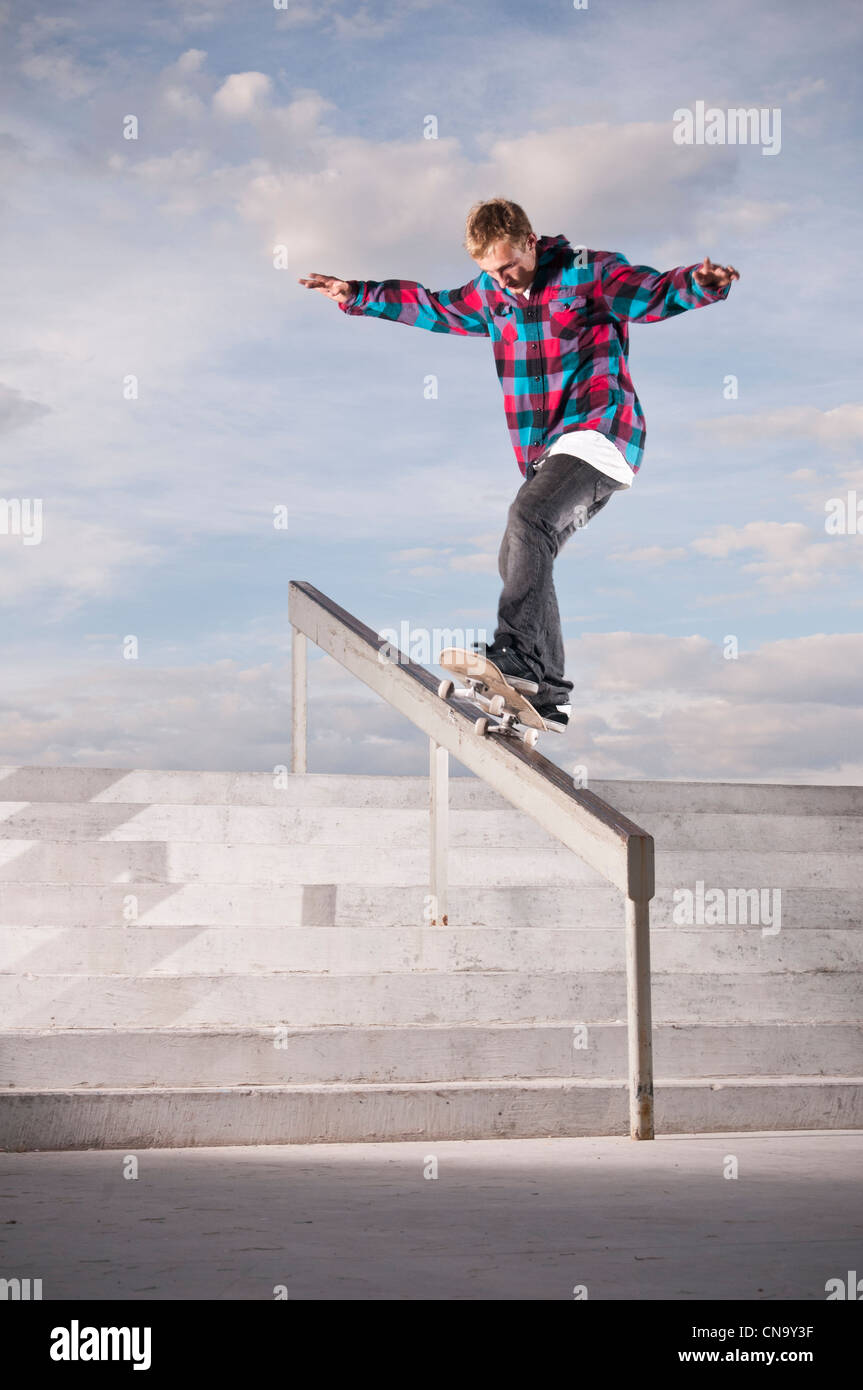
[289,580,654,900]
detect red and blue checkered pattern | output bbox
[339,234,731,477]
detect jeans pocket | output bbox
[586,473,623,521]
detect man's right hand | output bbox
[298,272,354,304]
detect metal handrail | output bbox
[288,580,656,1140]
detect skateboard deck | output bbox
[438,647,548,747]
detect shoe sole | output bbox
[472,648,539,696]
[508,674,540,695]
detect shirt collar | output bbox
[536,233,571,266]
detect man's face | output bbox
[474,235,538,291]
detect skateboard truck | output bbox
[437,674,542,749]
[437,647,549,748]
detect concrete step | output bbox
[643,813,863,852]
[2,1076,862,1149]
[1,840,861,889]
[5,1023,862,1088]
[1,926,861,976]
[3,767,862,815]
[0,769,498,809]
[0,881,857,930]
[0,840,606,886]
[0,764,859,1150]
[1,970,859,1029]
[0,804,556,848]
[4,801,863,852]
[597,783,863,818]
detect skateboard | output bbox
[437,647,547,748]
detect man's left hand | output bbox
[694,256,740,289]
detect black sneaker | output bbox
[472,641,540,693]
[534,701,571,732]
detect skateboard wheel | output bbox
[523,728,539,749]
[488,694,505,717]
[438,678,454,699]
[475,716,490,736]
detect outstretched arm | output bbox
[597,251,739,322]
[299,272,489,336]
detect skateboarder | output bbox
[300,197,738,731]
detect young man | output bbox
[300,197,738,730]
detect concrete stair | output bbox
[0,766,861,1149]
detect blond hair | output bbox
[464,198,534,260]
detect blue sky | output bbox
[1,0,862,781]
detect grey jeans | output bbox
[494,451,625,706]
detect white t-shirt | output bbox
[517,284,633,488]
[541,431,633,488]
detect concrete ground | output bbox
[1,1131,860,1300]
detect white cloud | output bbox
[117,146,208,184]
[177,48,206,72]
[611,545,688,566]
[172,0,234,31]
[390,547,448,564]
[206,112,741,269]
[698,403,863,450]
[332,2,435,40]
[213,71,272,119]
[696,196,793,237]
[0,382,49,435]
[573,630,863,707]
[3,630,863,782]
[18,51,96,99]
[16,15,80,45]
[784,76,827,103]
[692,521,810,560]
[161,83,206,119]
[388,542,500,576]
[550,630,863,779]
[275,0,437,39]
[450,552,497,574]
[690,520,860,592]
[0,515,163,616]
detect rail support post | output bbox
[429,738,449,926]
[625,894,654,1139]
[291,627,307,774]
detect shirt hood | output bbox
[536,234,572,265]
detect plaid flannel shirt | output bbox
[339,233,731,477]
